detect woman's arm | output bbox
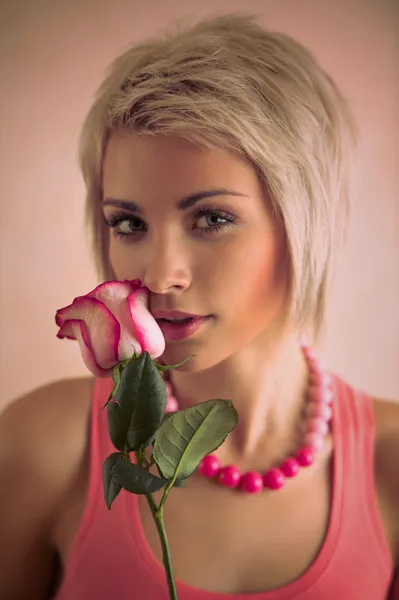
[389,567,399,600]
[0,378,91,599]
[372,398,399,600]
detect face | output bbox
[102,131,290,369]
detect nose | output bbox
[140,231,191,295]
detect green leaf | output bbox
[161,411,176,424]
[146,410,175,449]
[173,479,186,488]
[107,352,167,452]
[102,452,123,509]
[153,399,238,481]
[112,457,169,495]
[153,458,184,487]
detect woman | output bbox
[1,13,398,600]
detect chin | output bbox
[160,345,204,373]
[161,338,235,375]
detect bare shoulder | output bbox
[0,376,94,600]
[0,374,95,522]
[0,376,95,510]
[1,376,94,466]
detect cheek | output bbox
[108,241,132,278]
[209,236,288,303]
[242,255,286,318]
[255,243,288,296]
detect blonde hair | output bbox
[79,13,358,340]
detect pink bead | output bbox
[240,471,264,493]
[165,395,179,413]
[308,357,323,373]
[301,344,315,357]
[296,447,314,467]
[198,454,221,478]
[304,431,324,451]
[309,385,333,404]
[165,381,173,394]
[307,403,332,421]
[307,418,329,436]
[218,465,241,488]
[280,458,300,478]
[309,371,332,387]
[263,468,285,490]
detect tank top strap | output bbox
[331,374,393,573]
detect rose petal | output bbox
[56,297,120,369]
[84,280,143,359]
[57,319,112,377]
[128,287,165,358]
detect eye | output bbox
[103,212,145,238]
[103,207,236,240]
[193,209,236,234]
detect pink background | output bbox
[0,0,398,408]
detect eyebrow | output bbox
[102,188,248,214]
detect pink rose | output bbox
[55,280,165,377]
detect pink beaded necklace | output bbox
[163,342,334,494]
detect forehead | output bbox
[102,131,262,199]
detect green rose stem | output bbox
[134,446,178,598]
[102,351,238,600]
[143,481,178,598]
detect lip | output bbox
[151,309,207,320]
[157,315,211,341]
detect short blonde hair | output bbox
[79,13,358,340]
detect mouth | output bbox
[156,315,212,341]
[157,317,194,324]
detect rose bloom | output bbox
[55,279,165,377]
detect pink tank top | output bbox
[54,374,393,599]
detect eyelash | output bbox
[103,208,236,239]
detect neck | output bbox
[168,328,310,464]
